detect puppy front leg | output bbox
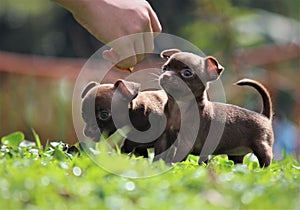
[134,146,149,158]
[228,155,244,164]
[120,139,133,154]
[198,156,210,165]
[121,139,149,157]
[172,136,193,163]
[153,134,175,163]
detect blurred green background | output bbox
[0,0,299,158]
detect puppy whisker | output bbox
[149,72,160,79]
[149,78,159,83]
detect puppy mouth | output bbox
[159,74,175,90]
[159,74,187,97]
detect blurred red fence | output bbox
[0,51,86,144]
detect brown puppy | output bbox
[155,49,274,167]
[81,79,167,157]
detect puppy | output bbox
[155,49,274,167]
[81,79,167,157]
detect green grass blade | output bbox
[32,129,42,150]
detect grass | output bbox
[0,131,300,210]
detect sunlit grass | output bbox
[0,131,299,209]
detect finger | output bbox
[104,38,139,68]
[143,32,154,54]
[134,33,145,56]
[114,41,137,68]
[102,47,137,70]
[102,48,120,64]
[116,55,137,69]
[147,6,162,34]
[134,33,145,63]
[134,33,146,63]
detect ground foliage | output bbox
[0,131,299,209]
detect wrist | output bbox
[52,0,90,13]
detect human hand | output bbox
[53,0,162,69]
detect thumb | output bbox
[103,48,138,69]
[102,48,120,64]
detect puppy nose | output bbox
[159,73,172,85]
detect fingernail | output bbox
[102,49,120,63]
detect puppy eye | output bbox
[181,69,193,78]
[98,110,111,121]
[162,66,169,72]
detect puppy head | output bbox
[81,80,141,141]
[159,49,224,98]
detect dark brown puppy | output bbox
[81,80,167,157]
[155,49,274,167]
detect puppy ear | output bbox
[81,82,99,98]
[205,56,224,81]
[114,79,141,100]
[160,49,181,60]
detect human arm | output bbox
[53,0,162,68]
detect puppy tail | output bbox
[235,79,273,120]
